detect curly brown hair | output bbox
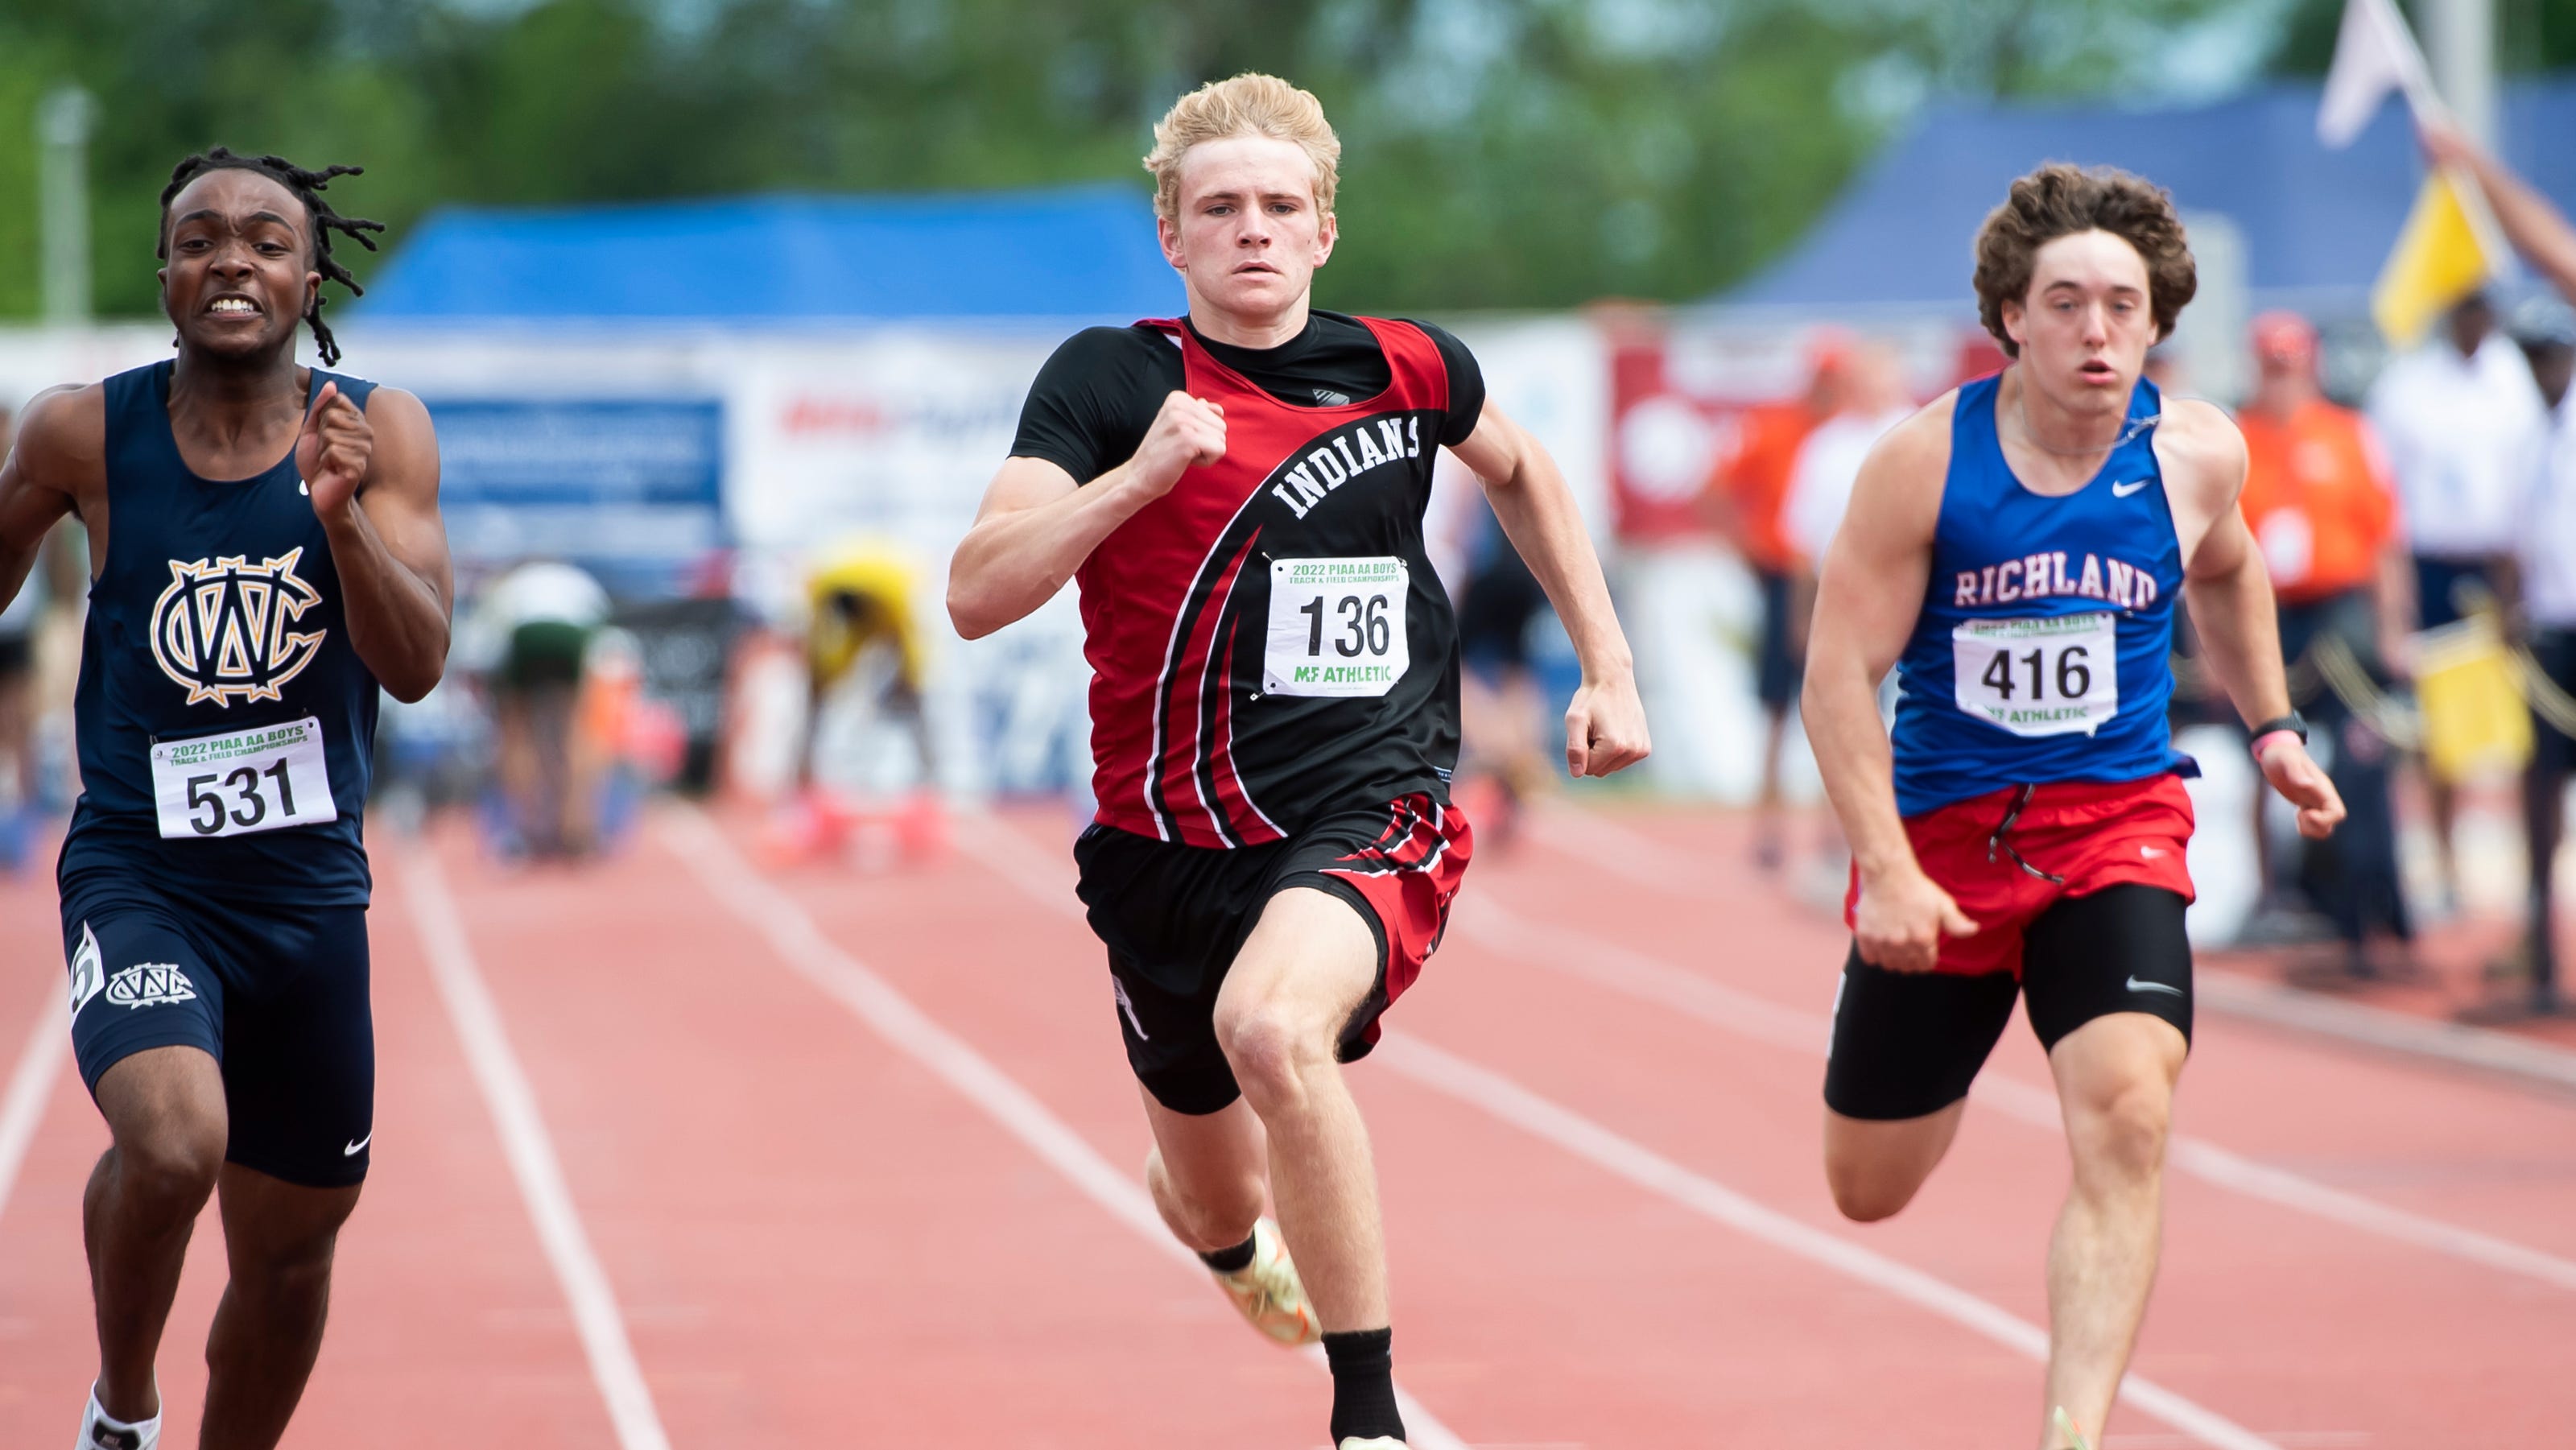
[1972,163,2195,359]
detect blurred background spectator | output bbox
[2514,297,2576,1014]
[0,403,34,870]
[1709,335,1847,870]
[456,559,615,860]
[1454,503,1554,852]
[2235,311,2413,971]
[2366,287,2548,909]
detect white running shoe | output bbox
[1212,1217,1319,1347]
[76,1385,159,1450]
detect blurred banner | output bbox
[431,397,727,598]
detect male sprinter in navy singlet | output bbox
[951,75,1649,1448]
[1802,165,2343,1450]
[0,150,450,1450]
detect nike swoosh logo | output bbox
[2126,977,2184,997]
[299,477,311,496]
[344,1132,372,1156]
[2140,845,2166,859]
[2112,479,2151,498]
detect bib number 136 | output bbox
[151,717,340,840]
[1265,557,1411,698]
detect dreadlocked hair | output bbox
[159,147,386,368]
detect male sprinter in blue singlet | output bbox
[0,149,449,1450]
[1802,165,2344,1450]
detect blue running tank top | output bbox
[60,361,384,904]
[1888,374,2195,817]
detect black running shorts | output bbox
[1823,883,2192,1122]
[1073,795,1472,1116]
[62,863,375,1188]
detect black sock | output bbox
[1197,1233,1257,1274]
[1323,1327,1405,1443]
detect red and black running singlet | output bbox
[1063,316,1468,849]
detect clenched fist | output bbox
[1852,863,1979,974]
[295,381,371,522]
[1128,391,1226,498]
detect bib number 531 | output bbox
[151,717,339,841]
[184,760,301,834]
[1265,557,1410,698]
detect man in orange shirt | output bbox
[1713,337,1845,868]
[2235,311,2415,968]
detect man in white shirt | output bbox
[2365,289,2547,895]
[2421,121,2576,1014]
[1784,341,1919,568]
[2368,291,2547,628]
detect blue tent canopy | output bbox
[1722,79,2576,318]
[360,182,1180,323]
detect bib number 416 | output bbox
[1979,645,2091,703]
[1951,612,2119,738]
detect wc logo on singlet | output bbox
[148,549,329,707]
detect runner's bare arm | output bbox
[949,390,1224,638]
[1450,400,1649,777]
[0,384,102,613]
[1802,400,1978,972]
[308,385,452,704]
[2161,399,2344,839]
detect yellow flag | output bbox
[2372,169,2494,345]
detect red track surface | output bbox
[2,799,2572,1448]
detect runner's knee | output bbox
[1215,1002,1334,1110]
[1824,1156,1924,1223]
[2066,1077,2171,1183]
[1823,1126,1942,1223]
[113,1121,225,1218]
[233,1226,343,1297]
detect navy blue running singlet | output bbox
[1887,374,2197,818]
[59,361,383,904]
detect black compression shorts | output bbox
[1823,883,2192,1121]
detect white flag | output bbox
[2318,0,2433,148]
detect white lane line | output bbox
[665,806,1470,1450]
[1377,1035,2281,1450]
[1476,831,2576,1297]
[0,985,69,1227]
[2194,969,2576,1093]
[402,845,673,1450]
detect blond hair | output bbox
[1143,73,1340,221]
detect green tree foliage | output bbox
[0,0,2235,319]
[2271,0,2576,75]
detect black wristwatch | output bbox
[2248,712,2308,749]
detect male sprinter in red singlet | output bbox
[1802,165,2343,1450]
[950,74,1648,1448]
